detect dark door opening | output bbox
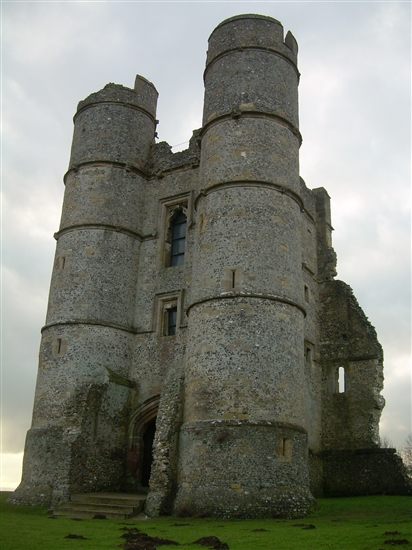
[141,417,156,487]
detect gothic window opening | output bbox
[169,209,187,266]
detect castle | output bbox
[10,14,410,518]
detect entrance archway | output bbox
[127,396,159,490]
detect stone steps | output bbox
[51,492,147,519]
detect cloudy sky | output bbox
[1,1,410,491]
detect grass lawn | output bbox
[1,492,411,550]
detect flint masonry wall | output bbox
[11,14,408,515]
[11,78,159,504]
[172,15,316,518]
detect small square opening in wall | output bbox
[54,255,67,271]
[154,291,185,336]
[222,266,243,292]
[52,337,67,358]
[276,437,292,458]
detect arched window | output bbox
[169,209,187,266]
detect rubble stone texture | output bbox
[9,14,411,517]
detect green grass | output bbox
[1,492,411,550]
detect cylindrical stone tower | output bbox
[13,77,158,505]
[174,15,314,517]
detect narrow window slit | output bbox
[57,338,62,354]
[338,366,345,393]
[231,270,236,289]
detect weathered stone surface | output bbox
[321,449,412,496]
[9,13,410,515]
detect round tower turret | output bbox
[175,15,314,518]
[49,76,157,329]
[15,76,158,504]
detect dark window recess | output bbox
[167,307,177,335]
[170,210,187,266]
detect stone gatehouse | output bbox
[9,14,411,518]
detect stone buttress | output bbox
[10,78,158,505]
[173,15,315,518]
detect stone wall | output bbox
[319,280,384,451]
[321,449,412,496]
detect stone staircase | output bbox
[51,492,147,519]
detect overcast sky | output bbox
[1,1,411,491]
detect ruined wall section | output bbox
[149,130,201,175]
[314,183,384,467]
[313,187,337,282]
[319,280,384,451]
[322,449,411,496]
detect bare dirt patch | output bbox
[191,536,229,549]
[118,527,180,550]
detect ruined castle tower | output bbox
[10,14,410,517]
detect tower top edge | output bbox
[75,79,158,117]
[134,74,158,95]
[205,13,298,70]
[210,14,283,36]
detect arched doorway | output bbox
[127,396,159,491]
